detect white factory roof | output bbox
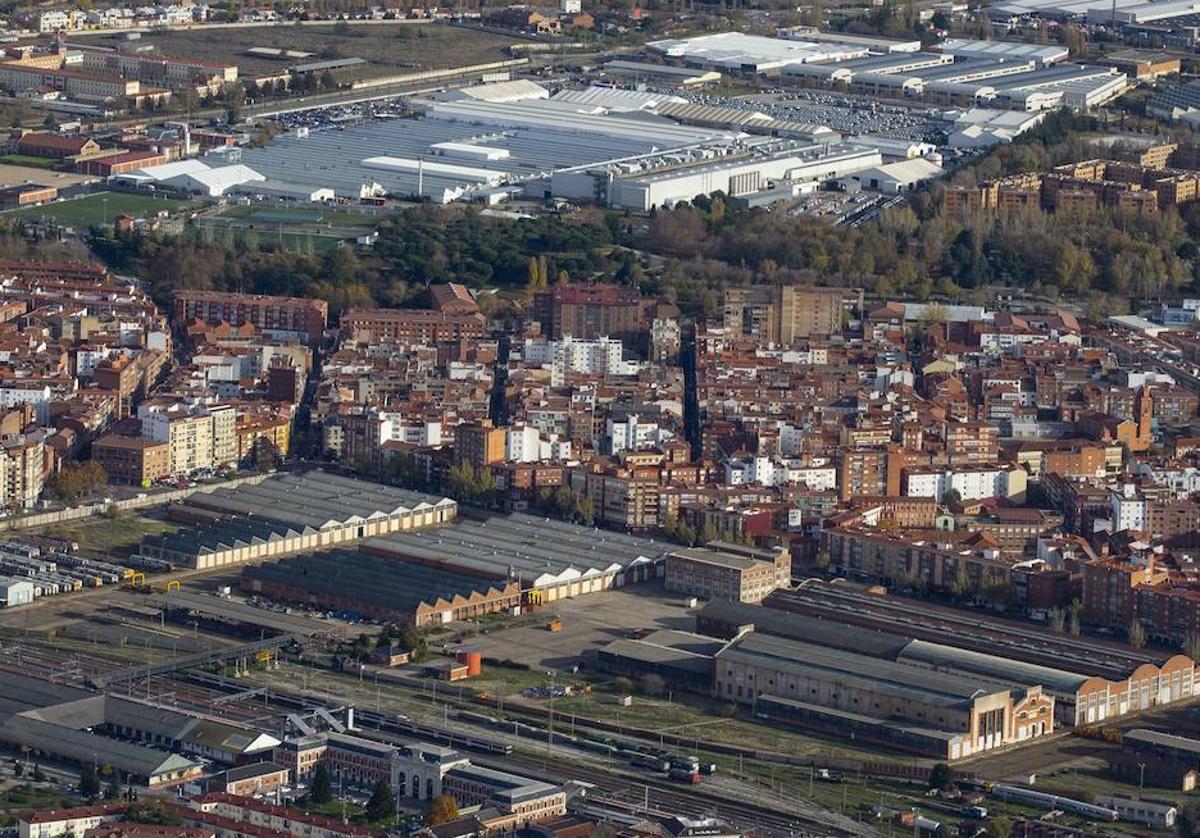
[647,31,868,71]
[426,99,738,145]
[937,38,1069,66]
[128,159,211,181]
[858,156,944,186]
[439,79,550,104]
[160,163,265,196]
[951,107,1047,129]
[552,86,688,111]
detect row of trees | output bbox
[305,763,457,826]
[46,461,107,503]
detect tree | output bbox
[986,816,1013,838]
[222,82,246,124]
[928,762,952,791]
[365,778,396,823]
[613,676,633,696]
[940,488,962,507]
[104,779,121,800]
[949,565,972,600]
[1129,619,1147,649]
[1186,631,1200,664]
[310,763,333,804]
[1177,800,1200,837]
[46,460,107,503]
[1048,607,1065,633]
[125,804,183,825]
[426,794,459,826]
[641,673,666,696]
[78,762,101,799]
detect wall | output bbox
[0,471,274,533]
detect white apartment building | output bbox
[1135,464,1200,499]
[903,463,1027,503]
[607,414,670,455]
[0,382,54,425]
[522,336,640,384]
[377,414,442,447]
[140,400,236,475]
[724,456,836,490]
[505,424,572,463]
[1110,484,1148,534]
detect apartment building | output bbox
[174,291,328,343]
[92,435,170,485]
[569,464,660,530]
[340,307,486,344]
[455,421,506,471]
[1,437,44,510]
[532,283,642,341]
[723,285,855,344]
[140,402,236,476]
[944,421,1000,464]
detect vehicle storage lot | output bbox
[464,582,698,670]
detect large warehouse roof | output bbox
[238,102,739,202]
[242,548,512,616]
[647,32,869,71]
[0,715,197,780]
[363,511,671,588]
[898,639,1092,696]
[184,471,453,532]
[718,632,1016,709]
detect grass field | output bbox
[0,784,73,825]
[43,513,179,557]
[5,191,194,227]
[88,23,518,79]
[217,203,381,226]
[0,154,63,171]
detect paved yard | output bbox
[463,582,697,670]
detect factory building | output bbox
[135,471,456,569]
[361,511,670,604]
[0,672,205,788]
[664,543,791,603]
[240,548,522,626]
[747,587,1200,726]
[716,632,1055,760]
[646,32,870,73]
[596,629,725,692]
[551,140,882,211]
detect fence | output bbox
[0,472,274,533]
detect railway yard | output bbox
[0,481,1186,836]
[0,548,1178,837]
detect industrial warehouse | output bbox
[360,512,671,602]
[597,596,1199,760]
[238,83,886,208]
[240,548,523,627]
[134,471,456,569]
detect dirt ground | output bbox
[86,23,519,78]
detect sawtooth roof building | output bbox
[136,471,455,569]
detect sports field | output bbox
[4,191,194,227]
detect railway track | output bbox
[180,671,869,836]
[774,584,1156,679]
[476,750,872,838]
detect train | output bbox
[630,753,670,772]
[668,767,701,784]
